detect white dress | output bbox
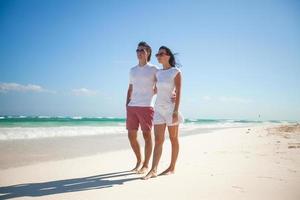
[153,67,184,126]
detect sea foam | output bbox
[0,126,127,140]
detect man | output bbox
[126,41,158,174]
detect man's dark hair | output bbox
[138,41,152,61]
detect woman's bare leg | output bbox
[143,124,166,180]
[160,125,179,175]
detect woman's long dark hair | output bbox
[159,46,179,67]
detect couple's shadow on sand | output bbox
[0,170,140,199]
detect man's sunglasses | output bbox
[155,52,168,57]
[136,49,146,53]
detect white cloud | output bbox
[0,82,54,93]
[71,88,98,96]
[202,95,212,101]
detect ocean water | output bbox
[0,116,292,140]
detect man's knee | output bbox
[142,131,152,141]
[128,130,138,141]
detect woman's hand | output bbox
[153,86,157,94]
[172,112,179,124]
[171,92,176,103]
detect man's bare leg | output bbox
[160,125,179,176]
[143,124,166,180]
[138,131,153,174]
[128,130,142,172]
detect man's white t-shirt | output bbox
[128,63,158,107]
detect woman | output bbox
[143,46,183,180]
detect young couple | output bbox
[126,41,183,180]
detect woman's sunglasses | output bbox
[155,52,168,57]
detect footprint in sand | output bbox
[288,143,300,149]
[232,185,245,193]
[287,169,297,173]
[257,176,284,181]
[276,151,286,154]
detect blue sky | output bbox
[0,0,299,120]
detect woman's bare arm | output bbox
[173,72,182,112]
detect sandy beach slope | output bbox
[0,124,299,200]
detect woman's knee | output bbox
[169,135,178,143]
[155,136,164,145]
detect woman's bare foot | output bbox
[159,167,175,176]
[130,161,141,172]
[137,166,148,174]
[142,170,157,180]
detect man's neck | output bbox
[138,60,147,66]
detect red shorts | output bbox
[126,106,154,132]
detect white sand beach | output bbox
[0,124,299,200]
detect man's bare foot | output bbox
[130,162,141,172]
[142,170,157,180]
[159,167,175,176]
[137,166,148,174]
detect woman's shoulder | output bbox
[171,67,181,76]
[173,67,181,72]
[156,67,181,74]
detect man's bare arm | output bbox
[153,75,157,94]
[126,84,133,106]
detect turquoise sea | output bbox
[0,116,287,127]
[0,116,294,140]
